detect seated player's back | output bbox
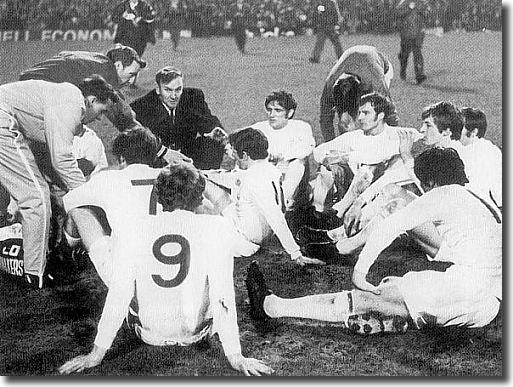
[122,210,237,345]
[64,164,163,233]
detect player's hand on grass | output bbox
[58,345,107,374]
[227,353,274,376]
[294,255,326,266]
[352,270,381,295]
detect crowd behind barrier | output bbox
[0,0,502,38]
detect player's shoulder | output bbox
[289,119,313,130]
[251,120,269,130]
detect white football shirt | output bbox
[94,210,243,356]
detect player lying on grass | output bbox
[59,162,274,376]
[203,127,325,267]
[299,102,501,256]
[247,147,501,335]
[251,90,315,210]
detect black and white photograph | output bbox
[0,0,503,377]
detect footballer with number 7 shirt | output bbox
[59,127,273,375]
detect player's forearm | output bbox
[94,287,133,350]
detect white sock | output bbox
[264,291,353,323]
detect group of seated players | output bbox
[57,85,501,375]
[2,45,501,376]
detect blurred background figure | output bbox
[112,0,156,86]
[309,0,344,64]
[227,0,251,54]
[396,0,429,84]
[165,0,186,51]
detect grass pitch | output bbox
[0,31,502,376]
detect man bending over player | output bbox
[247,147,501,335]
[59,162,274,376]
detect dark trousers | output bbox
[169,27,180,51]
[311,30,343,61]
[233,26,247,53]
[398,35,425,80]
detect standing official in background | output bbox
[112,0,157,60]
[228,0,251,54]
[396,0,428,84]
[309,0,344,64]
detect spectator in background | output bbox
[112,0,157,63]
[319,45,398,141]
[396,0,429,84]
[227,0,252,54]
[130,66,228,170]
[165,0,186,51]
[308,0,344,64]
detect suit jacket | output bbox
[130,88,224,168]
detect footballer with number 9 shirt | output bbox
[59,161,274,376]
[59,128,273,375]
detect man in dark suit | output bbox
[130,66,227,170]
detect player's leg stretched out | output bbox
[246,260,408,335]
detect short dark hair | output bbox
[78,74,120,103]
[229,127,269,160]
[155,163,205,212]
[332,73,362,120]
[106,44,147,68]
[155,66,183,85]
[359,92,392,119]
[461,107,487,138]
[421,101,464,140]
[414,147,469,187]
[264,90,297,115]
[111,126,159,165]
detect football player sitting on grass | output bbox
[246,147,501,335]
[298,101,501,257]
[203,127,325,266]
[250,90,316,211]
[59,162,274,376]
